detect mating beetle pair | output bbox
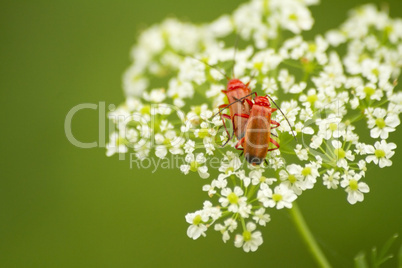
[217,78,296,165]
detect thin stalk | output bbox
[289,202,332,268]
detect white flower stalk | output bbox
[106,0,402,252]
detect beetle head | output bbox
[254,96,271,107]
[227,78,247,91]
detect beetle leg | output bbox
[271,120,280,129]
[218,104,228,109]
[220,113,233,145]
[245,98,254,108]
[222,114,231,119]
[233,113,250,119]
[268,138,280,151]
[235,137,245,151]
[232,113,250,136]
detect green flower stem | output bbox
[289,202,332,268]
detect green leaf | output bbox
[398,244,402,268]
[371,247,377,268]
[373,234,398,267]
[378,234,398,259]
[355,251,369,268]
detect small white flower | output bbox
[340,172,370,205]
[350,97,359,110]
[262,77,278,95]
[252,208,271,226]
[238,202,252,218]
[300,162,320,189]
[185,211,209,239]
[234,222,263,252]
[184,140,195,154]
[214,224,230,243]
[344,126,359,143]
[251,49,282,74]
[142,88,166,103]
[224,218,238,233]
[214,174,229,189]
[219,153,242,177]
[179,57,206,85]
[169,137,185,155]
[249,170,276,186]
[357,160,367,173]
[106,132,128,157]
[208,15,233,37]
[361,59,391,84]
[309,135,323,149]
[294,144,309,161]
[276,100,300,130]
[258,184,297,209]
[235,170,251,187]
[316,115,345,140]
[278,69,295,93]
[134,142,151,160]
[299,88,319,108]
[322,169,340,189]
[365,140,397,168]
[325,29,346,46]
[279,164,305,195]
[332,140,355,169]
[202,201,222,221]
[268,154,286,170]
[155,145,168,158]
[203,136,215,155]
[219,186,247,214]
[355,83,383,101]
[180,153,210,178]
[279,3,314,34]
[294,122,314,136]
[167,79,194,100]
[289,82,307,94]
[366,108,400,139]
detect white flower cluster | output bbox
[106,0,401,252]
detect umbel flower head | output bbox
[106,0,401,252]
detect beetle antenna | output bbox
[212,92,256,118]
[231,34,240,78]
[265,95,298,142]
[246,70,258,86]
[215,126,234,147]
[178,53,230,81]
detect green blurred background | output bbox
[1,0,402,267]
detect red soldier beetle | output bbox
[217,92,297,165]
[218,78,252,143]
